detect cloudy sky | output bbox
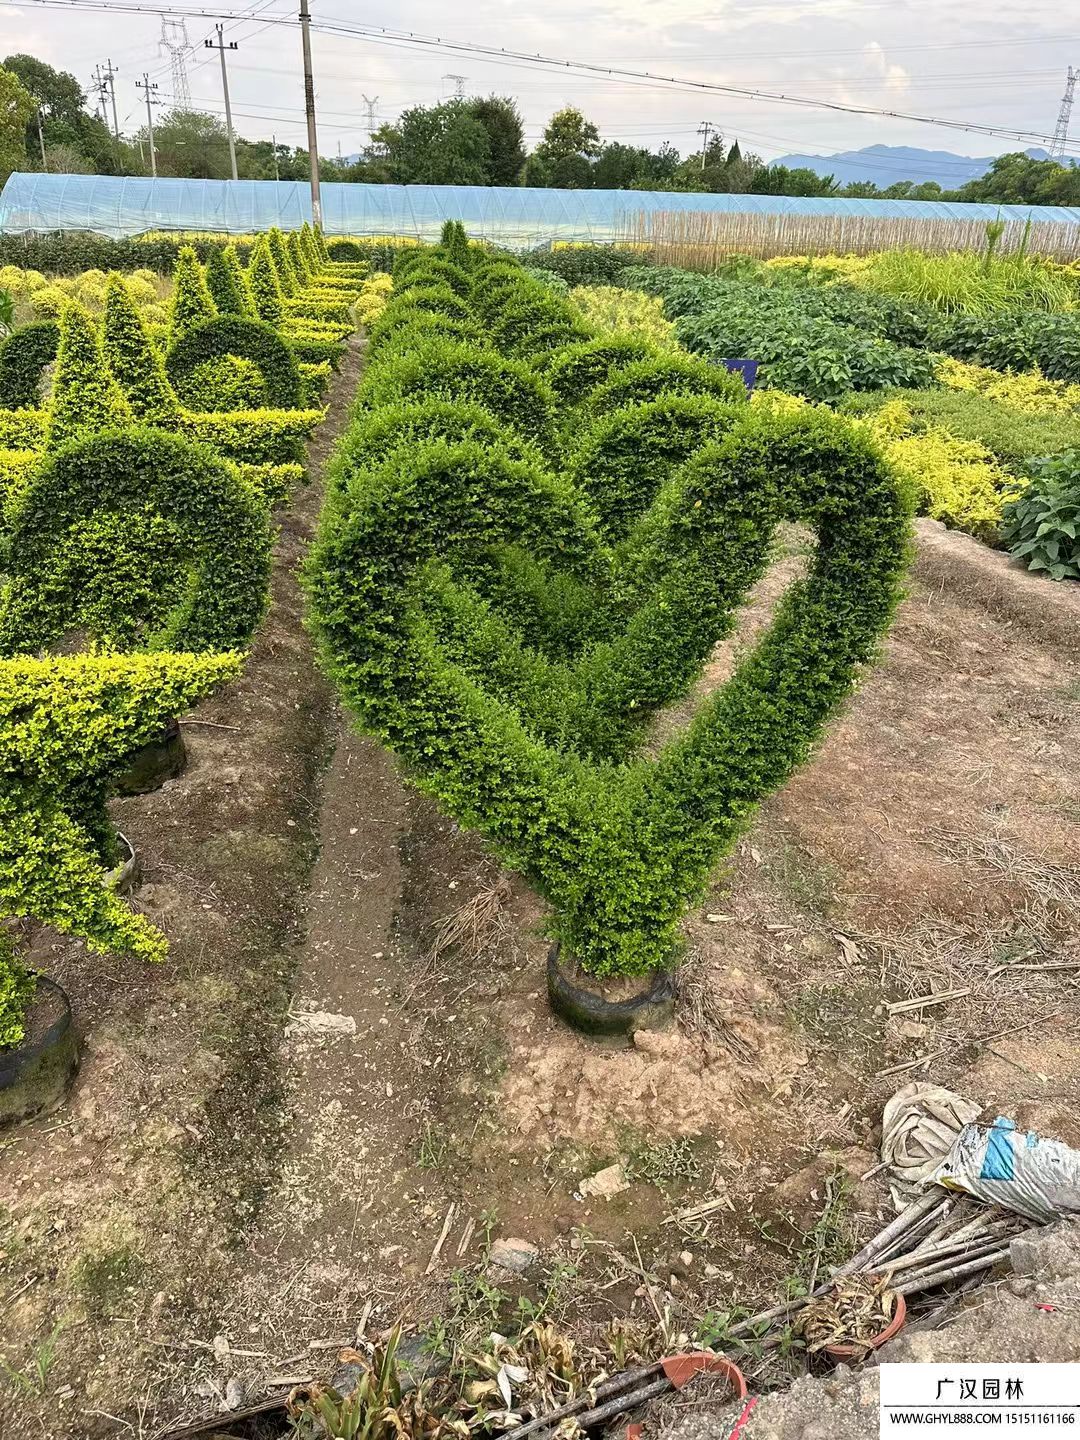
[3,0,1077,168]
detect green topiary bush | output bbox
[536,335,656,406]
[0,322,59,409]
[168,245,217,343]
[247,236,285,327]
[0,652,242,997]
[166,316,303,411]
[102,274,182,426]
[0,928,36,1050]
[327,238,367,263]
[47,303,132,451]
[206,245,255,318]
[585,354,748,417]
[0,428,272,655]
[359,337,555,446]
[308,406,912,977]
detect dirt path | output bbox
[4,404,1080,1435]
[0,339,363,1439]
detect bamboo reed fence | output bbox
[619,208,1080,268]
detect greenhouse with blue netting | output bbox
[1,172,1078,256]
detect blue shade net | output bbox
[1,172,1078,245]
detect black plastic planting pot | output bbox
[546,943,676,1038]
[0,976,80,1126]
[114,716,187,796]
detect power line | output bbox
[16,0,1080,157]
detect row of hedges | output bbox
[0,224,365,1049]
[307,222,913,979]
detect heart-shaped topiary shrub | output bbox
[308,242,913,979]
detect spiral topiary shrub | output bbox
[0,428,272,655]
[0,322,59,409]
[166,316,303,411]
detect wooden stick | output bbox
[876,1200,952,1263]
[886,988,971,1015]
[574,1378,673,1432]
[499,1366,663,1440]
[179,718,243,732]
[835,1189,945,1277]
[897,1246,1012,1296]
[424,1203,456,1275]
[883,1233,1013,1277]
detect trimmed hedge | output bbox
[0,322,59,409]
[0,428,272,655]
[0,652,242,984]
[359,337,556,446]
[0,232,257,276]
[167,316,303,411]
[182,407,323,464]
[307,236,912,977]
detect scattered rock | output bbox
[224,1377,246,1410]
[579,1163,630,1199]
[284,1010,357,1041]
[488,1237,539,1274]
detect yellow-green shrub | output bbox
[569,284,679,350]
[936,354,1080,415]
[0,651,242,982]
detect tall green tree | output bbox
[468,95,525,184]
[0,65,36,183]
[525,106,602,188]
[375,99,491,185]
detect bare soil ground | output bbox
[2,435,1079,1436]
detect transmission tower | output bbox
[361,93,379,140]
[444,73,467,99]
[1050,65,1077,159]
[159,16,194,108]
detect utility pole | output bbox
[205,26,239,180]
[101,58,122,173]
[299,0,321,228]
[697,120,714,171]
[136,73,159,177]
[1050,65,1077,160]
[35,107,47,169]
[272,132,279,181]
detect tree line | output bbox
[1,53,1077,208]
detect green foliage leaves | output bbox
[47,302,131,450]
[0,928,34,1050]
[168,244,217,343]
[166,315,303,411]
[0,428,273,654]
[1003,450,1080,581]
[102,274,180,426]
[0,652,241,965]
[309,236,912,976]
[0,321,58,408]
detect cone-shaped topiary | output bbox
[267,228,299,297]
[169,245,217,343]
[47,302,132,451]
[206,246,250,318]
[287,230,312,285]
[0,651,243,976]
[102,274,182,425]
[300,221,321,272]
[248,237,284,327]
[313,223,330,264]
[223,244,258,319]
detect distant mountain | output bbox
[768,144,1052,189]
